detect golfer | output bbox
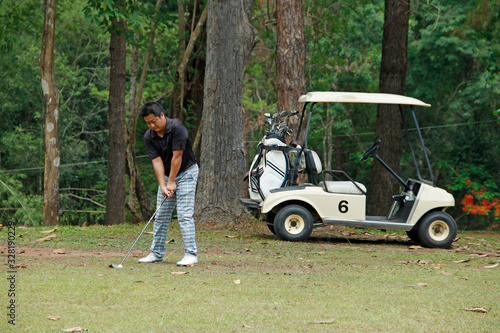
[138,101,199,266]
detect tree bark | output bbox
[368,0,410,215]
[276,0,306,141]
[105,11,127,225]
[41,0,60,226]
[196,0,257,222]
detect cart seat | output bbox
[319,181,366,195]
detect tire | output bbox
[273,205,314,241]
[417,211,457,248]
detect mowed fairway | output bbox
[1,221,499,332]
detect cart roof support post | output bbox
[410,106,435,187]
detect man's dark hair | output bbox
[139,101,165,118]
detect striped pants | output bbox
[150,164,199,258]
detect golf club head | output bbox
[109,264,123,269]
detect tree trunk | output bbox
[368,0,410,216]
[40,0,60,226]
[276,0,306,141]
[196,0,257,222]
[105,12,127,225]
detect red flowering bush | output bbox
[460,179,500,220]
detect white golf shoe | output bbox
[176,254,198,266]
[138,253,163,263]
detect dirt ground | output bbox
[2,246,146,259]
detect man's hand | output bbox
[166,181,177,197]
[160,185,170,198]
[162,181,177,198]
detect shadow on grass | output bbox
[308,235,413,247]
[254,230,414,248]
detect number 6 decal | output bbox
[338,200,349,213]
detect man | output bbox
[138,101,199,266]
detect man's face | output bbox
[144,113,166,133]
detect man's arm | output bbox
[166,150,184,195]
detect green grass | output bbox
[1,221,499,332]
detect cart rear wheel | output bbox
[274,205,314,241]
[417,211,457,248]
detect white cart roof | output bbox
[298,91,430,107]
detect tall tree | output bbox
[196,0,257,221]
[105,0,127,225]
[40,0,60,226]
[275,0,306,137]
[368,0,410,215]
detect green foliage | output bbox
[0,174,43,226]
[0,2,44,145]
[1,127,43,171]
[305,0,383,93]
[0,0,42,52]
[84,0,148,36]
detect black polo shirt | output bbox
[143,118,197,175]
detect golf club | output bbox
[109,196,168,268]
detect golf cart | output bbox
[241,91,457,248]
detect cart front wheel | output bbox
[417,211,457,248]
[274,205,314,241]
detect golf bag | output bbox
[247,132,323,202]
[248,134,289,202]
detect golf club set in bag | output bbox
[245,110,322,202]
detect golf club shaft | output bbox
[118,196,168,266]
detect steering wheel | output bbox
[360,139,381,161]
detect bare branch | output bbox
[64,193,105,208]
